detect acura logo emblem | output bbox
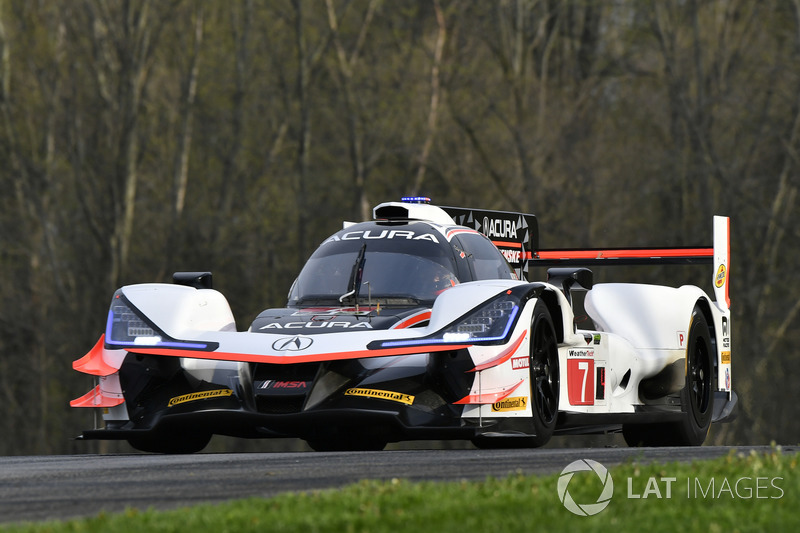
[272,335,314,351]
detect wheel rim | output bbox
[690,337,711,415]
[530,318,559,425]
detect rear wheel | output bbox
[623,307,715,447]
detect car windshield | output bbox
[288,228,459,306]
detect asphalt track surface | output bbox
[0,445,791,525]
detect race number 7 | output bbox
[567,359,594,406]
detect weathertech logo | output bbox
[344,388,414,405]
[491,396,528,412]
[168,389,233,407]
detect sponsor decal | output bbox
[511,356,530,370]
[500,249,522,263]
[568,359,595,406]
[482,216,517,239]
[715,264,727,288]
[491,396,528,412]
[595,367,605,400]
[323,230,439,244]
[261,321,372,330]
[721,351,731,364]
[725,368,731,389]
[568,349,594,358]
[168,389,233,407]
[289,308,372,317]
[272,335,314,351]
[583,334,602,346]
[677,331,687,348]
[344,388,415,405]
[258,380,309,391]
[721,317,730,348]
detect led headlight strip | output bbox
[372,289,528,349]
[103,292,213,351]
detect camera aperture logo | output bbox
[557,459,614,516]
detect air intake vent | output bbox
[374,205,410,220]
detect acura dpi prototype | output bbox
[71,198,737,452]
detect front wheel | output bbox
[471,300,560,450]
[527,301,560,447]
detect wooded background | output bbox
[0,0,797,455]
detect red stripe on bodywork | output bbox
[453,379,525,405]
[469,331,527,372]
[535,248,713,260]
[126,343,471,365]
[491,240,522,249]
[70,385,125,408]
[72,335,118,376]
[392,310,432,329]
[725,218,731,309]
[446,228,479,239]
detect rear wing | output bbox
[531,216,730,310]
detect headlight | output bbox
[376,291,521,348]
[104,291,209,350]
[107,297,159,344]
[441,298,519,343]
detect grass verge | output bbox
[3,447,798,533]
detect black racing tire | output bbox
[471,300,560,450]
[127,432,211,454]
[623,306,715,447]
[527,300,560,447]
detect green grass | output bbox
[4,447,798,533]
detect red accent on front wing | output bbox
[469,331,527,372]
[125,343,471,365]
[70,385,125,408]
[453,379,525,405]
[72,335,118,376]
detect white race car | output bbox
[71,198,737,452]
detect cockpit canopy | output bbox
[287,220,515,307]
